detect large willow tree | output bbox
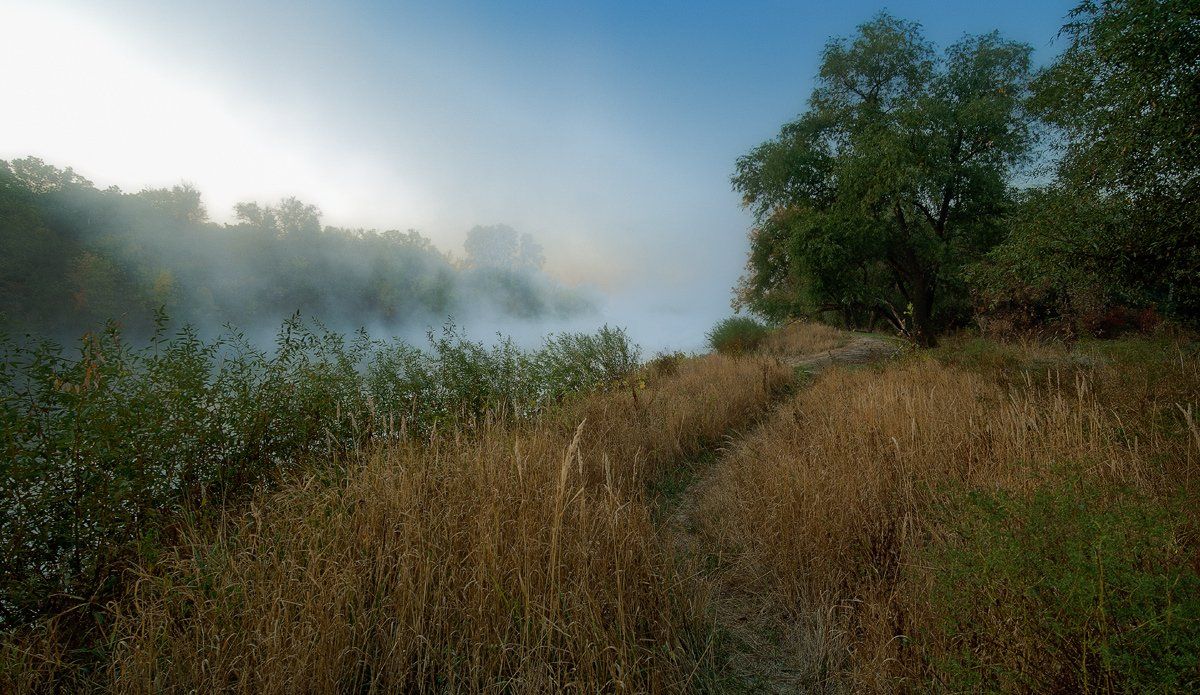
[733,14,1033,346]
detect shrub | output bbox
[533,325,641,397]
[647,350,686,378]
[706,316,768,355]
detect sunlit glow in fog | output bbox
[0,4,429,229]
[0,0,1075,353]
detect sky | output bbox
[0,0,1076,351]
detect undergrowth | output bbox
[0,314,638,634]
[1,323,793,692]
[922,479,1200,692]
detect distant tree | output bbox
[68,251,131,323]
[274,197,322,237]
[0,157,591,339]
[150,269,179,308]
[464,224,519,269]
[233,201,277,231]
[380,228,440,254]
[518,233,545,271]
[234,197,322,238]
[137,183,207,224]
[0,165,75,331]
[463,224,545,271]
[3,157,92,194]
[733,13,1033,345]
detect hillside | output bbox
[4,321,1196,692]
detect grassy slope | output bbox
[8,354,792,693]
[692,333,1200,692]
[7,324,1196,692]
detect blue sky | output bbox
[1,0,1076,349]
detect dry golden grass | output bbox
[93,354,791,693]
[13,331,1193,692]
[694,339,1200,691]
[758,321,851,357]
[568,354,793,486]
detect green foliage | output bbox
[733,13,1033,345]
[707,316,768,355]
[983,0,1200,327]
[0,315,639,629]
[969,187,1147,335]
[534,325,641,396]
[463,224,545,271]
[736,3,1198,339]
[920,479,1200,692]
[1035,0,1199,204]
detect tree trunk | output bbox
[911,275,938,348]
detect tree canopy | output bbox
[982,0,1200,325]
[734,13,1034,345]
[735,2,1198,342]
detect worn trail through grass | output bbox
[661,332,900,692]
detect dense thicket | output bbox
[0,315,638,630]
[0,158,591,341]
[734,1,1198,342]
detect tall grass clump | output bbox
[568,353,794,487]
[104,424,679,692]
[706,316,768,355]
[694,337,1199,691]
[0,314,638,634]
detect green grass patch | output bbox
[918,478,1200,692]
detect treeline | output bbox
[733,1,1198,345]
[0,158,592,341]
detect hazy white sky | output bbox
[0,0,1074,349]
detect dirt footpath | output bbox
[664,332,902,692]
[785,334,902,371]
